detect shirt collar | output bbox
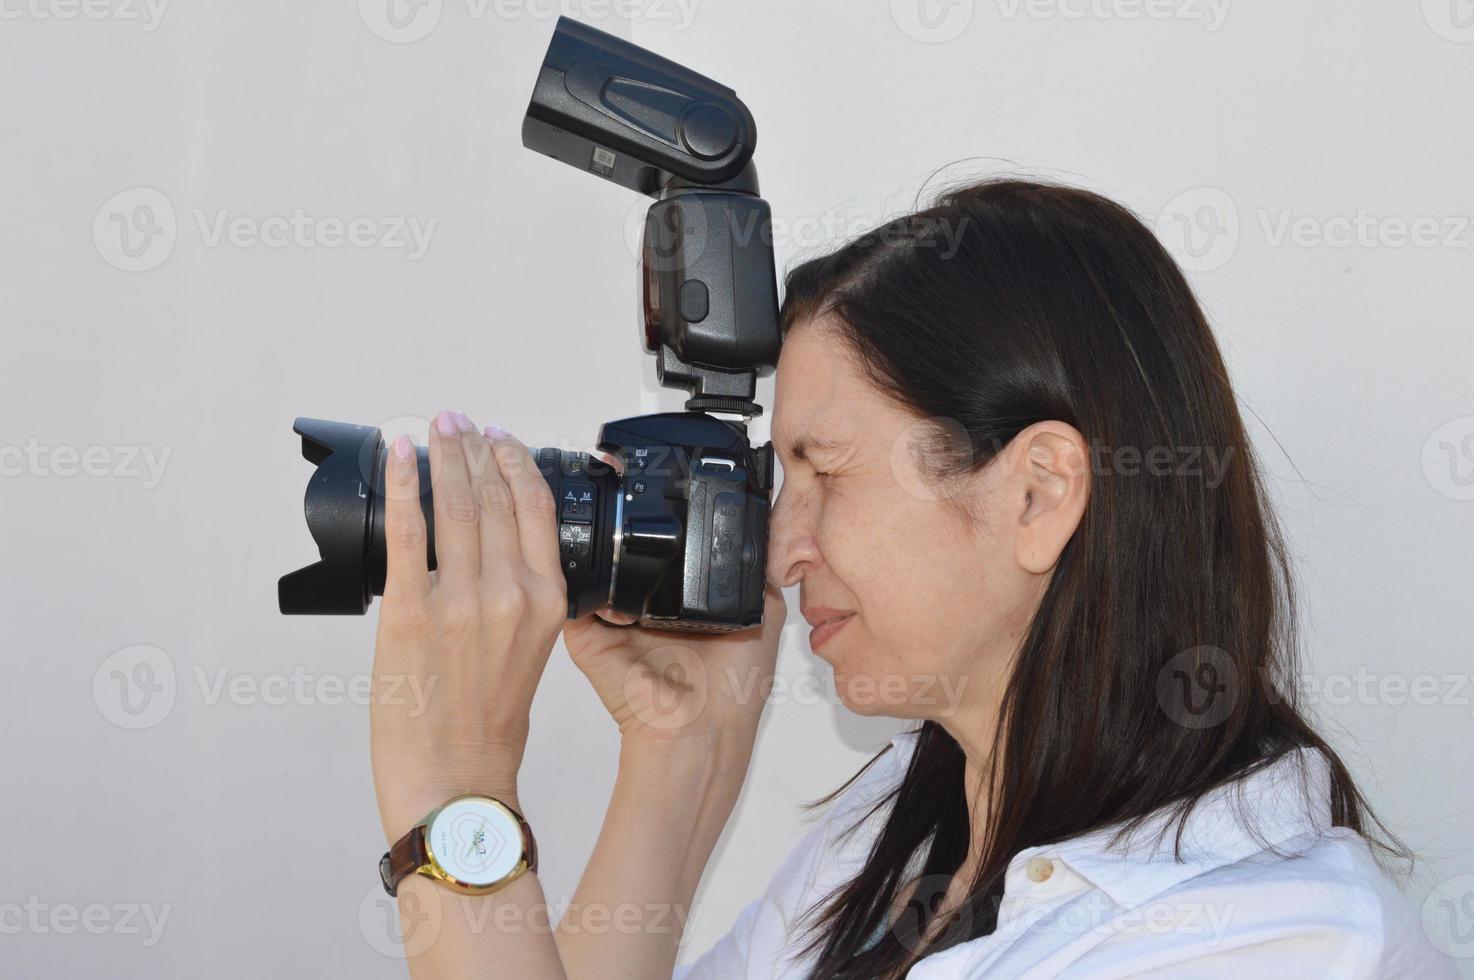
[1012,745,1336,911]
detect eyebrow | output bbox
[784,434,844,462]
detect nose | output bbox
[765,484,821,588]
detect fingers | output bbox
[456,417,521,590]
[428,409,481,587]
[484,428,563,583]
[561,607,639,673]
[382,433,431,602]
[421,412,565,608]
[596,606,638,626]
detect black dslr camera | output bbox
[279,17,780,632]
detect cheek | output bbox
[826,491,1016,673]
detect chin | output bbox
[836,685,937,720]
[816,647,864,707]
[835,688,889,716]
[825,645,955,719]
[828,664,899,717]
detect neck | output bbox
[948,717,1001,865]
[935,677,1004,868]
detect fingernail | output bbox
[483,424,508,440]
[435,410,459,436]
[455,411,475,433]
[392,434,414,461]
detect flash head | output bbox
[523,17,780,418]
[521,16,757,195]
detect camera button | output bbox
[679,279,709,324]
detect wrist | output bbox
[379,775,522,845]
[372,729,525,840]
[618,725,754,799]
[611,733,751,901]
[619,716,757,760]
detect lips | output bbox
[801,605,854,627]
[808,615,853,652]
[803,606,855,652]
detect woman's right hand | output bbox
[561,583,787,748]
[550,584,787,978]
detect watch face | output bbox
[426,798,524,888]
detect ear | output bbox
[1007,422,1090,575]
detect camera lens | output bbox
[279,418,617,617]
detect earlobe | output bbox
[1012,423,1090,575]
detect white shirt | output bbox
[674,731,1458,978]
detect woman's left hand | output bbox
[368,410,568,843]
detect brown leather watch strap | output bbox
[379,803,538,897]
[380,824,428,897]
[516,807,538,875]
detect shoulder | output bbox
[1083,828,1459,978]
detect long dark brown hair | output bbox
[782,178,1411,979]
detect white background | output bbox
[3,1,1472,976]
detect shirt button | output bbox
[1025,857,1055,883]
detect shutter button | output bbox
[1025,857,1055,883]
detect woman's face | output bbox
[766,316,1047,723]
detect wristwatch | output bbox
[379,794,538,897]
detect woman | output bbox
[367,179,1456,978]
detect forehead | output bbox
[771,317,879,450]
